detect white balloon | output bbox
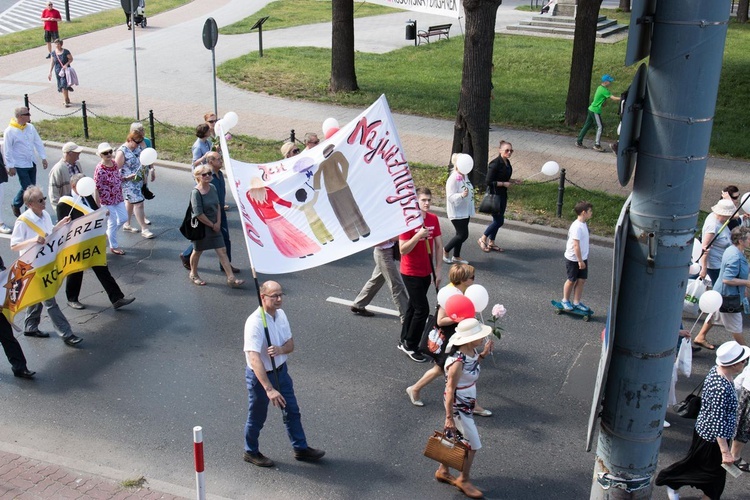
[688,263,701,275]
[691,238,703,263]
[220,111,239,132]
[464,284,489,313]
[740,192,750,214]
[699,290,723,314]
[541,161,560,176]
[76,177,96,197]
[455,154,474,175]
[139,147,157,166]
[437,285,462,309]
[322,117,339,135]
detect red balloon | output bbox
[324,127,339,139]
[445,295,475,322]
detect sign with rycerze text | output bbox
[219,95,422,274]
[364,0,461,19]
[2,209,107,321]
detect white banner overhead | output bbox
[364,0,462,19]
[219,95,423,275]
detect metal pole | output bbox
[556,168,565,217]
[590,0,731,497]
[81,101,89,140]
[193,426,206,500]
[148,110,155,149]
[23,94,29,109]
[211,48,217,119]
[64,0,70,22]
[258,24,263,58]
[130,0,140,120]
[290,129,295,143]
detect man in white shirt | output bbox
[3,107,48,217]
[242,280,324,467]
[10,185,82,346]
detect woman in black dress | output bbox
[478,140,519,253]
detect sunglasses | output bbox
[308,140,319,145]
[133,138,143,144]
[207,120,217,124]
[36,197,47,203]
[731,195,740,200]
[100,150,112,156]
[502,149,514,153]
[292,148,300,154]
[20,113,31,116]
[199,172,212,177]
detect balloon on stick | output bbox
[455,154,474,175]
[437,285,462,308]
[445,294,476,322]
[139,147,157,166]
[220,111,239,132]
[740,192,750,214]
[324,127,339,139]
[464,284,489,313]
[691,239,703,263]
[322,117,339,135]
[76,177,96,197]
[541,161,560,176]
[699,290,722,314]
[688,263,701,275]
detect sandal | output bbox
[435,469,456,485]
[477,238,490,253]
[488,242,504,252]
[189,274,206,286]
[110,248,126,255]
[227,277,245,288]
[693,340,715,351]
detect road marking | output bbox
[0,0,123,36]
[326,296,399,317]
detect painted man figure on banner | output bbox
[312,144,370,242]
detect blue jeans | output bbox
[243,363,307,453]
[483,193,508,241]
[13,166,37,208]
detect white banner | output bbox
[364,0,461,19]
[220,95,423,275]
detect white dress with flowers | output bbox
[444,349,481,450]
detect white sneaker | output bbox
[0,223,11,234]
[667,486,680,500]
[123,224,140,233]
[141,229,155,239]
[144,218,152,225]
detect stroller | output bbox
[123,0,146,30]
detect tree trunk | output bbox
[330,0,358,92]
[618,0,631,12]
[739,0,749,23]
[564,0,603,127]
[451,0,502,187]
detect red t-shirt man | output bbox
[397,188,442,361]
[41,2,62,57]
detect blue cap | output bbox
[602,74,615,83]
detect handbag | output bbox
[179,190,205,241]
[683,278,706,316]
[423,431,469,471]
[673,380,703,419]
[141,184,155,200]
[478,192,501,214]
[676,337,692,378]
[419,305,443,358]
[719,294,742,313]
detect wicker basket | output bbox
[423,431,469,471]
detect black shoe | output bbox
[13,368,35,379]
[113,297,135,310]
[407,350,428,363]
[67,301,85,310]
[45,54,51,59]
[23,330,50,338]
[351,306,374,317]
[67,86,74,92]
[63,335,83,346]
[11,204,20,217]
[243,451,274,467]
[293,447,325,462]
[180,254,190,270]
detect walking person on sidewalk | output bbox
[3,107,48,218]
[576,74,621,152]
[243,280,325,468]
[40,2,61,58]
[398,187,442,363]
[10,185,82,347]
[350,238,408,321]
[478,141,518,254]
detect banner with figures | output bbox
[219,95,423,274]
[364,0,461,18]
[1,209,108,321]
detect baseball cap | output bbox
[602,74,615,83]
[62,141,83,153]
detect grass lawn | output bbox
[0,0,190,56]
[217,7,750,159]
[34,115,635,236]
[219,0,401,35]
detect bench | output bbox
[417,23,452,45]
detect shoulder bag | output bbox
[719,293,742,313]
[673,380,703,419]
[179,190,205,241]
[478,186,501,214]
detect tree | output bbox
[738,0,749,23]
[330,0,358,92]
[564,0,604,127]
[451,0,503,185]
[618,0,631,12]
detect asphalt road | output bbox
[0,147,745,499]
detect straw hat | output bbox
[716,341,750,366]
[711,199,736,217]
[447,318,492,350]
[97,142,113,155]
[280,142,296,157]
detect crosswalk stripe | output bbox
[0,0,123,35]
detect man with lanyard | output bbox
[243,280,324,467]
[3,107,48,218]
[10,185,82,346]
[41,2,62,59]
[398,187,442,362]
[179,152,239,273]
[57,174,135,311]
[48,141,82,213]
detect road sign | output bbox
[203,17,218,50]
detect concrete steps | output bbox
[507,14,628,40]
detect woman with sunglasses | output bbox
[188,165,244,288]
[478,140,520,253]
[115,130,153,239]
[722,185,742,231]
[94,142,127,255]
